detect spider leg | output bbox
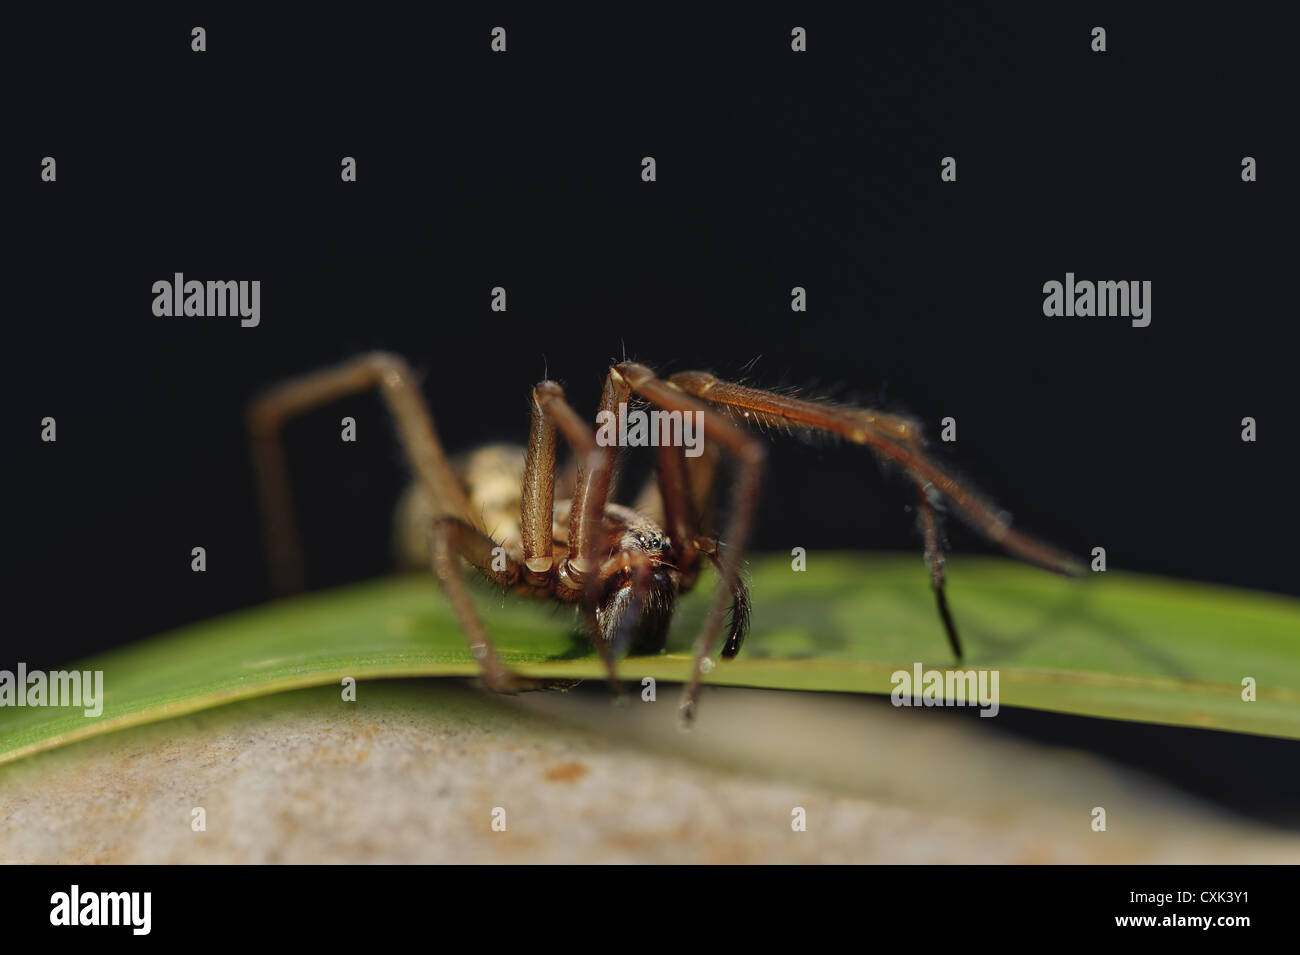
[430,517,543,693]
[666,371,1084,660]
[248,351,474,595]
[525,380,624,693]
[567,368,632,578]
[633,441,752,659]
[527,368,641,694]
[610,363,767,726]
[915,481,962,660]
[693,536,751,658]
[247,353,544,694]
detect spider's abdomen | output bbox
[395,443,528,569]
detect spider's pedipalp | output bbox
[595,546,679,658]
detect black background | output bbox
[5,5,1299,817]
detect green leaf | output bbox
[3,554,1298,765]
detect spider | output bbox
[247,353,1081,722]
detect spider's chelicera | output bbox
[249,353,1080,722]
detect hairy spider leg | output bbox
[665,370,1084,663]
[610,363,767,726]
[248,352,617,692]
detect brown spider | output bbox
[247,353,1081,722]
